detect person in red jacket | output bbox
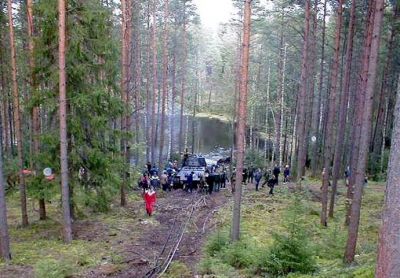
[144,187,157,216]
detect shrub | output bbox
[198,257,238,278]
[261,197,316,276]
[205,231,230,257]
[34,258,74,278]
[222,239,261,269]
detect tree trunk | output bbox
[376,74,400,277]
[145,1,151,163]
[311,0,327,177]
[345,0,375,226]
[170,51,177,157]
[296,0,311,181]
[279,43,288,166]
[321,0,344,226]
[344,0,384,263]
[120,0,132,207]
[27,0,45,220]
[133,0,142,167]
[275,23,284,163]
[231,0,251,242]
[179,3,187,155]
[0,123,11,260]
[329,0,356,218]
[58,0,72,243]
[159,0,169,167]
[264,65,271,160]
[371,3,399,171]
[150,0,158,164]
[7,0,28,227]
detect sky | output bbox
[193,0,235,32]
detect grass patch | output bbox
[199,181,385,277]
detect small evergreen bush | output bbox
[205,231,230,256]
[261,196,316,276]
[34,258,74,278]
[221,239,260,269]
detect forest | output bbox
[0,0,399,277]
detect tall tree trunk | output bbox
[0,123,10,260]
[0,36,9,156]
[191,51,199,154]
[145,1,151,163]
[344,0,384,263]
[371,3,399,170]
[296,0,311,181]
[376,74,400,278]
[58,0,72,243]
[151,0,158,164]
[7,0,28,227]
[159,0,169,166]
[345,0,376,226]
[321,0,344,226]
[232,0,251,242]
[279,43,288,166]
[311,0,327,177]
[179,3,187,155]
[27,0,45,220]
[329,0,356,218]
[133,0,142,167]
[170,50,177,156]
[120,0,132,207]
[264,65,271,160]
[275,24,284,163]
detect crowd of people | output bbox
[139,159,292,216]
[234,164,291,195]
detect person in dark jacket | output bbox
[262,168,271,187]
[273,165,281,185]
[283,165,290,183]
[186,172,194,193]
[248,166,254,184]
[267,178,276,195]
[206,173,214,195]
[254,169,262,191]
[242,168,248,184]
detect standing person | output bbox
[160,171,168,191]
[167,172,173,191]
[262,168,271,187]
[146,161,152,173]
[206,172,214,195]
[248,166,254,183]
[242,168,248,184]
[214,173,221,192]
[221,169,227,188]
[344,166,351,186]
[267,177,275,195]
[254,169,262,191]
[140,173,150,191]
[150,174,160,189]
[186,172,194,193]
[283,165,290,183]
[144,187,157,216]
[273,165,281,185]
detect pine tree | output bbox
[58,0,72,243]
[232,0,252,242]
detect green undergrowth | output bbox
[0,190,146,277]
[197,180,384,278]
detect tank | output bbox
[177,155,207,182]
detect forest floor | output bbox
[0,186,231,278]
[0,178,384,278]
